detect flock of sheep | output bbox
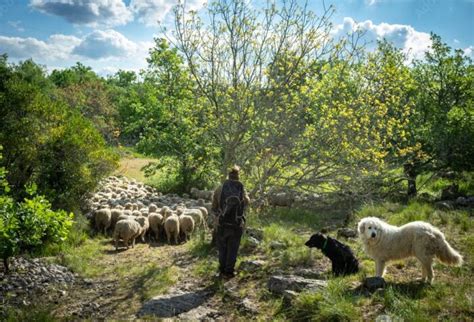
[86,176,214,250]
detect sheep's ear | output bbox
[358,221,365,235]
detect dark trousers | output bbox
[217,224,243,274]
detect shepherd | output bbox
[212,165,250,279]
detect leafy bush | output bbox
[0,56,118,211]
[0,157,73,272]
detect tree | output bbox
[407,34,474,195]
[168,0,364,191]
[0,58,118,211]
[136,38,219,191]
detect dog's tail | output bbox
[434,230,463,266]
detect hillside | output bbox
[2,157,472,321]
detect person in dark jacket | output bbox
[212,165,250,279]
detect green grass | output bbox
[4,305,57,322]
[288,278,361,321]
[11,171,472,321]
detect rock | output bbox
[281,290,299,307]
[441,183,459,200]
[435,201,455,211]
[239,260,265,273]
[363,277,386,292]
[456,196,468,207]
[138,289,212,318]
[239,297,259,314]
[292,268,324,279]
[246,236,261,248]
[270,241,286,250]
[246,228,264,240]
[337,228,357,238]
[267,275,328,295]
[178,305,219,320]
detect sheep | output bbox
[149,203,158,213]
[148,213,164,242]
[197,199,212,213]
[160,206,171,216]
[191,206,208,223]
[110,208,123,231]
[164,214,180,244]
[114,219,141,250]
[124,202,133,210]
[132,210,142,217]
[95,208,111,234]
[117,214,134,222]
[134,216,149,243]
[190,188,213,201]
[183,209,204,230]
[162,207,174,219]
[179,215,195,241]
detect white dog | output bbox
[358,217,462,283]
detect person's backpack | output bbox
[219,180,245,226]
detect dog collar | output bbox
[322,238,328,250]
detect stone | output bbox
[435,201,455,211]
[239,260,265,273]
[363,277,386,292]
[441,183,459,200]
[281,290,299,307]
[337,228,357,238]
[292,268,324,279]
[246,236,261,248]
[239,297,259,314]
[246,228,264,240]
[178,305,219,320]
[267,275,328,295]
[138,289,212,318]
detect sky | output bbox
[0,0,472,76]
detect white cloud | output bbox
[72,29,138,59]
[0,34,81,61]
[130,0,207,26]
[334,17,432,61]
[0,30,154,75]
[30,0,133,27]
[464,46,474,58]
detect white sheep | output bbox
[164,214,180,244]
[95,208,111,234]
[117,214,134,222]
[114,219,141,250]
[179,215,195,241]
[184,209,204,230]
[110,208,123,231]
[148,213,164,241]
[148,203,158,213]
[134,216,149,243]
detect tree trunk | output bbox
[404,163,417,198]
[3,257,9,274]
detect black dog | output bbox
[305,233,359,276]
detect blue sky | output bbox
[0,0,472,75]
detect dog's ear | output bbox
[357,220,365,235]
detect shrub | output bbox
[0,57,118,211]
[0,175,73,272]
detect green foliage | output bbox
[404,34,474,193]
[134,38,219,191]
[0,57,118,210]
[0,165,73,272]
